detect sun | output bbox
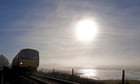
[75,19,98,42]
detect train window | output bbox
[20,51,39,59]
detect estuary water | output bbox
[42,68,140,80]
[77,69,140,80]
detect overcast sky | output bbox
[1,0,140,69]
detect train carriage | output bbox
[12,49,39,71]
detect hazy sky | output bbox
[1,0,140,69]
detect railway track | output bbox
[22,72,80,84]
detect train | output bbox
[12,48,39,71]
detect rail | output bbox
[22,74,50,84]
[23,72,80,84]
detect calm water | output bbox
[42,68,140,80]
[77,69,140,80]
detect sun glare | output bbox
[75,19,98,42]
[80,69,97,78]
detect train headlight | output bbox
[20,61,23,65]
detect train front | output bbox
[19,49,39,71]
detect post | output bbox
[72,68,74,76]
[122,70,125,84]
[52,68,55,73]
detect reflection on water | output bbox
[79,68,97,79]
[78,69,140,80]
[41,67,140,80]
